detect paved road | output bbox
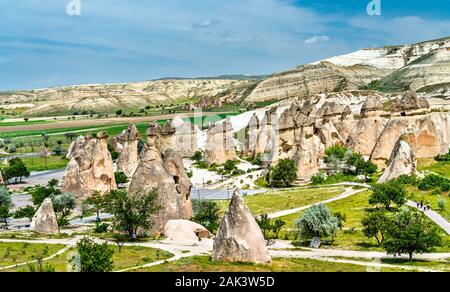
[407,200,450,234]
[190,188,263,200]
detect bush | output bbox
[310,172,326,185]
[434,149,450,162]
[94,222,109,233]
[114,172,129,185]
[75,237,114,272]
[324,145,348,162]
[394,175,418,185]
[418,174,450,191]
[294,204,339,241]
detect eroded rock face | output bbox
[62,132,117,199]
[347,95,388,156]
[128,124,193,234]
[30,198,58,234]
[391,90,430,115]
[204,119,237,165]
[160,117,200,158]
[164,220,210,242]
[244,113,260,158]
[116,124,141,177]
[212,189,271,264]
[378,136,417,183]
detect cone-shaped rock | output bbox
[212,189,271,264]
[30,198,59,234]
[378,136,417,183]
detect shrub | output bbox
[294,204,339,241]
[434,149,450,162]
[114,171,129,185]
[192,200,220,233]
[418,174,450,191]
[75,237,114,272]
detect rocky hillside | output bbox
[0,79,255,116]
[244,37,450,103]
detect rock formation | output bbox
[115,124,141,177]
[255,107,279,165]
[164,220,210,242]
[0,171,3,185]
[378,136,417,183]
[391,90,430,115]
[204,119,237,165]
[30,198,59,234]
[128,124,193,234]
[62,132,117,199]
[212,189,271,264]
[160,117,200,157]
[347,95,388,156]
[244,113,260,158]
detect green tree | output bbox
[271,219,286,239]
[75,237,114,272]
[14,205,36,221]
[269,158,298,187]
[192,200,221,233]
[31,179,61,206]
[4,158,30,184]
[255,213,272,239]
[369,181,406,210]
[345,152,377,176]
[383,208,442,261]
[191,151,204,163]
[362,210,389,244]
[53,193,76,219]
[105,189,160,240]
[295,204,339,241]
[84,191,108,222]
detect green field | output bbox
[0,242,65,268]
[218,186,345,216]
[2,244,173,272]
[134,255,406,272]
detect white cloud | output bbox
[192,19,221,29]
[304,35,330,44]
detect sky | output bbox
[0,0,449,91]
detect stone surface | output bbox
[128,124,193,234]
[30,198,59,234]
[212,189,271,264]
[391,90,430,114]
[116,124,141,177]
[160,117,200,157]
[164,220,210,242]
[204,119,237,165]
[62,132,117,199]
[378,136,417,183]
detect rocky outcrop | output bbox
[204,119,237,165]
[370,112,450,166]
[116,124,141,177]
[391,90,430,115]
[160,117,200,157]
[212,189,271,264]
[347,95,387,156]
[30,198,58,234]
[255,107,279,165]
[62,132,117,199]
[164,220,210,242]
[378,136,417,183]
[244,113,260,158]
[128,124,193,234]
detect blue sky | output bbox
[0,0,449,91]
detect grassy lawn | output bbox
[0,120,52,127]
[407,186,450,221]
[21,156,69,172]
[217,186,344,215]
[277,190,450,252]
[4,245,173,272]
[417,158,450,177]
[134,255,406,272]
[0,242,65,268]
